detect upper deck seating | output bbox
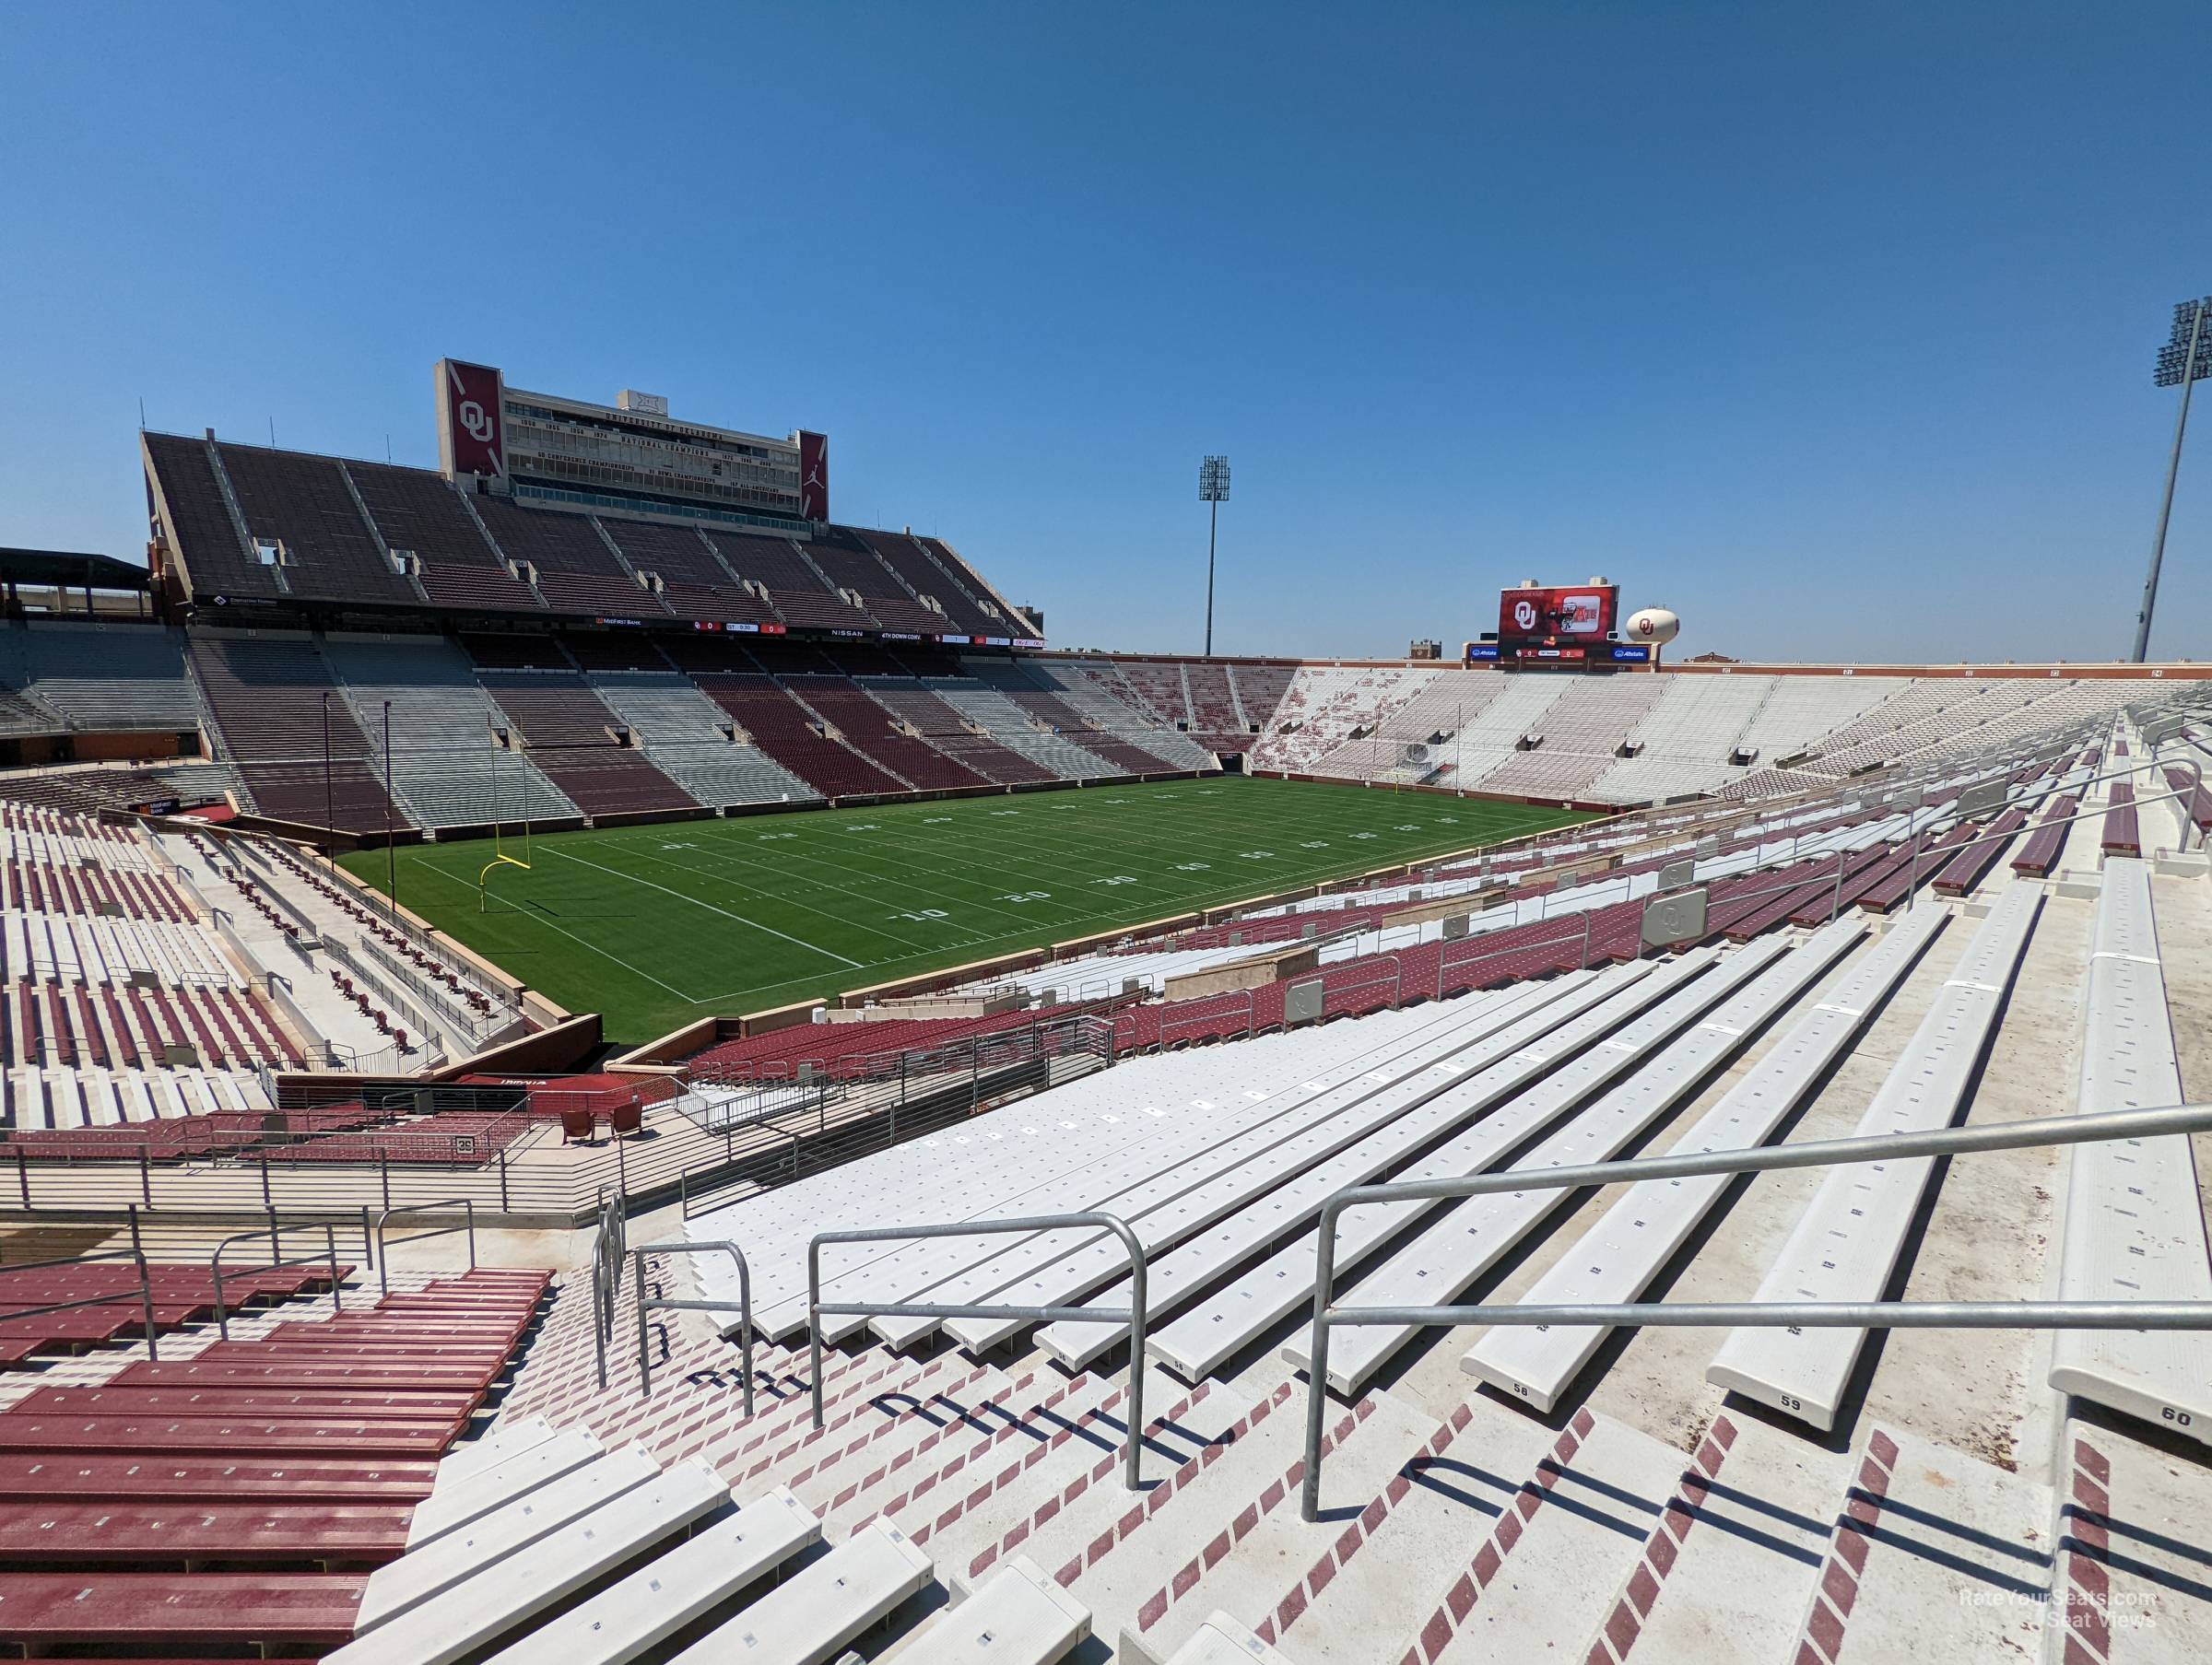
[470,500,668,619]
[347,463,544,613]
[802,530,946,633]
[853,529,1006,635]
[142,433,288,603]
[703,534,879,631]
[215,444,419,608]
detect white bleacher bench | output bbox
[1041,963,1720,1375]
[1705,882,2041,1427]
[1464,905,1950,1409]
[329,1460,729,1664]
[940,973,1662,1360]
[2047,857,2212,1445]
[883,1555,1090,1663]
[356,1445,660,1629]
[1283,934,1826,1395]
[406,1425,605,1547]
[1158,1611,1298,1664]
[437,1413,559,1484]
[669,1516,935,1665]
[483,1486,819,1665]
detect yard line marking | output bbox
[547,847,865,968]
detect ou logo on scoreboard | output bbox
[1512,599,1539,631]
[459,399,495,443]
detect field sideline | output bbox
[340,777,1589,1044]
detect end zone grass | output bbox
[341,776,1591,1045]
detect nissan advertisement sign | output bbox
[1497,582,1618,642]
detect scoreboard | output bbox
[1465,580,1650,666]
[1497,581,1618,643]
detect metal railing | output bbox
[633,1239,755,1417]
[808,1212,1152,1491]
[374,1198,477,1296]
[591,1187,626,1390]
[1298,1100,2212,1519]
[0,1214,162,1361]
[210,1218,344,1340]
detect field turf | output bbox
[340,776,1589,1044]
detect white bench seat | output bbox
[356,1446,658,1630]
[482,1486,819,1665]
[329,1460,729,1665]
[670,1516,935,1665]
[2048,857,2212,1444]
[1464,906,1948,1408]
[1705,883,2041,1427]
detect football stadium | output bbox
[4,12,2212,1662]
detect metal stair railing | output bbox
[1300,1100,2212,1519]
[631,1238,755,1417]
[808,1211,1151,1491]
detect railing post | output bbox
[636,1254,653,1398]
[500,1148,511,1214]
[266,1205,279,1266]
[360,1203,374,1272]
[808,1237,825,1432]
[15,1146,26,1209]
[1300,1197,1344,1523]
[259,1150,272,1212]
[613,1138,624,1202]
[327,1223,342,1313]
[128,1204,158,1364]
[380,1150,390,1214]
[138,1145,151,1208]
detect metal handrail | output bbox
[591,1187,626,1389]
[374,1198,477,1296]
[633,1239,755,1417]
[808,1211,1151,1491]
[210,1219,343,1341]
[1299,1099,2212,1519]
[0,1210,161,1361]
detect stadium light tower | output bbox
[1200,455,1230,657]
[2134,296,2211,662]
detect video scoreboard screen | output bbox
[1497,582,1618,643]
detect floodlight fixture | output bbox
[2134,296,2209,662]
[1200,455,1230,655]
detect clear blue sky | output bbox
[4,3,2207,663]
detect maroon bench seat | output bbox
[2008,795,2078,877]
[0,1453,437,1503]
[1933,805,2030,896]
[222,1341,513,1366]
[0,1570,366,1649]
[0,1499,413,1565]
[2100,782,2140,856]
[0,1413,456,1458]
[111,1359,497,1398]
[12,1386,480,1424]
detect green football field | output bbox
[341,777,1590,1044]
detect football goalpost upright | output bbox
[478,722,533,912]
